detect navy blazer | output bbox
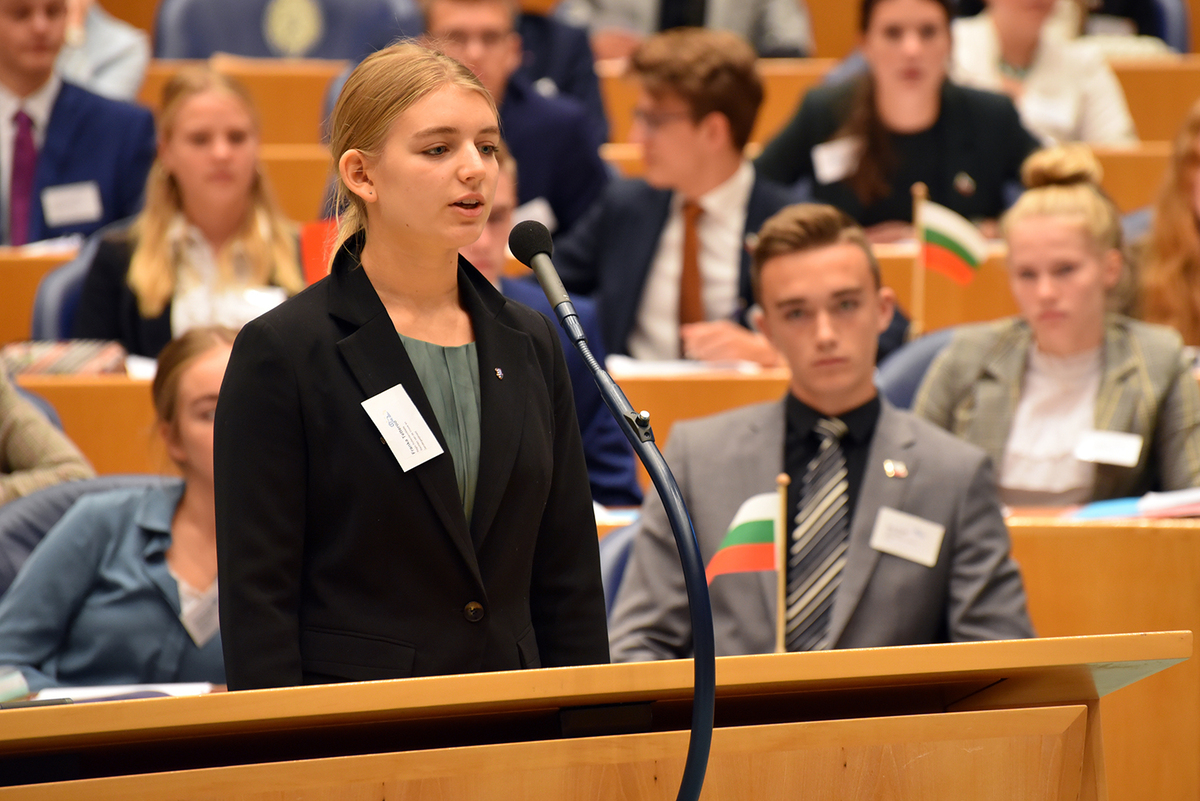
[500,76,609,238]
[501,276,641,507]
[514,14,608,142]
[554,172,793,355]
[13,83,154,245]
[214,236,609,689]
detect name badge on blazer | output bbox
[869,507,945,568]
[361,383,444,471]
[1075,430,1143,468]
[41,181,103,228]
[811,136,863,185]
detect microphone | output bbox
[507,219,716,801]
[507,220,586,346]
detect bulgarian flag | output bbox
[918,199,989,286]
[705,492,780,584]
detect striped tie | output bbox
[785,417,850,652]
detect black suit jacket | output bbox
[755,79,1039,226]
[213,237,609,690]
[554,172,793,355]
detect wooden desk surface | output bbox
[0,249,75,346]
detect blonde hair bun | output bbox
[1021,144,1103,190]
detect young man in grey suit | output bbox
[609,204,1035,660]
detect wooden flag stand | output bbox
[910,181,929,339]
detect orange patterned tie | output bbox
[679,200,704,339]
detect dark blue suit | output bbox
[500,76,609,238]
[11,83,154,245]
[501,277,642,508]
[514,14,608,143]
[153,0,405,59]
[554,173,793,356]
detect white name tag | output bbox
[513,196,558,234]
[869,506,945,568]
[811,136,863,185]
[361,383,444,471]
[1075,430,1143,468]
[41,181,103,228]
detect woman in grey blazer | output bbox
[212,43,608,691]
[915,145,1200,506]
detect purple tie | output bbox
[10,110,37,247]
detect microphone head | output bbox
[508,220,554,267]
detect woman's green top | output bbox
[398,333,481,523]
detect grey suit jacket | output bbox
[913,315,1200,502]
[608,398,1034,661]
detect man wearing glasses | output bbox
[423,0,609,238]
[554,28,792,364]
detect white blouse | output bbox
[999,344,1102,507]
[169,216,286,338]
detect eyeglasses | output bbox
[631,109,694,131]
[437,29,514,50]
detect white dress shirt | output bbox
[999,344,1102,507]
[169,216,287,337]
[627,160,755,360]
[951,13,1136,146]
[0,76,61,243]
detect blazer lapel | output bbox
[612,189,672,351]
[967,324,1029,472]
[31,85,82,238]
[1092,318,1142,500]
[460,261,533,546]
[327,245,480,581]
[827,401,916,646]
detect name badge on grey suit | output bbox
[870,507,945,568]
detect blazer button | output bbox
[463,601,485,622]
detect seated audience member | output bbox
[755,0,1039,240]
[609,203,1034,660]
[0,327,233,693]
[557,0,812,59]
[0,372,93,507]
[0,0,155,246]
[423,0,609,237]
[73,69,303,358]
[555,28,795,364]
[950,0,1136,145]
[915,146,1200,506]
[153,0,403,59]
[55,0,150,101]
[1138,99,1200,345]
[460,148,642,508]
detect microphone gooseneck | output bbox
[508,221,716,801]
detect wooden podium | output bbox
[0,633,1187,800]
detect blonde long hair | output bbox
[1139,99,1200,344]
[326,41,496,267]
[127,69,302,318]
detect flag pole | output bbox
[775,472,790,654]
[911,182,928,339]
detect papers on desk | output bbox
[1,235,82,256]
[35,683,214,703]
[605,355,765,376]
[1070,487,1200,520]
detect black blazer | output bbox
[755,79,1039,226]
[213,236,609,690]
[73,235,171,358]
[554,172,794,355]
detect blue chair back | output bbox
[1151,0,1190,52]
[0,476,167,598]
[875,327,957,410]
[32,217,135,341]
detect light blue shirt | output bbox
[0,481,225,692]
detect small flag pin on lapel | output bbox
[495,367,504,380]
[883,459,908,479]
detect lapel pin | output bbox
[495,368,504,380]
[953,171,976,197]
[883,459,908,479]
